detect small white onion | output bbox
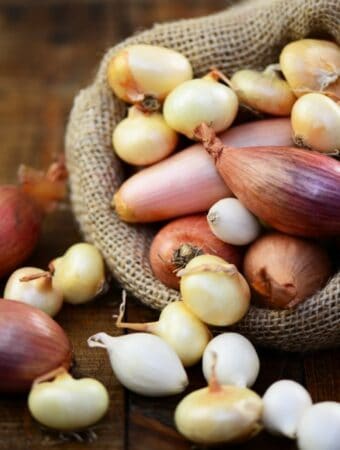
[207,198,261,245]
[291,93,340,153]
[297,402,340,450]
[163,77,238,138]
[262,379,312,438]
[202,333,260,388]
[113,107,178,165]
[4,267,63,317]
[88,332,188,396]
[28,371,109,431]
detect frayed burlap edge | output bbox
[65,0,340,351]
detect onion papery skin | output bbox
[149,215,244,289]
[0,300,72,392]
[0,186,41,278]
[200,127,340,237]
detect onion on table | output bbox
[0,300,72,392]
[0,160,67,279]
[196,123,340,237]
[149,214,244,289]
[113,118,293,223]
[115,294,211,367]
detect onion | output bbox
[112,106,178,165]
[175,354,263,445]
[163,74,238,138]
[291,93,340,153]
[0,299,72,392]
[115,295,211,367]
[113,118,293,223]
[243,233,332,309]
[207,198,261,245]
[179,254,250,326]
[230,66,296,116]
[280,39,340,98]
[262,380,312,438]
[149,214,244,289]
[88,332,188,396]
[28,368,109,431]
[0,160,67,278]
[296,402,340,450]
[197,123,340,237]
[202,333,260,388]
[4,267,63,317]
[0,187,41,278]
[107,44,193,103]
[52,243,106,305]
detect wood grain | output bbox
[0,2,338,450]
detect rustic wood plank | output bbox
[304,349,340,402]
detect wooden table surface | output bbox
[0,1,339,449]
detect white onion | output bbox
[202,333,259,387]
[207,198,261,245]
[262,379,312,438]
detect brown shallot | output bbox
[0,300,71,392]
[196,123,340,238]
[243,233,332,309]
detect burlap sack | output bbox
[65,0,340,352]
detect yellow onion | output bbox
[243,232,332,309]
[4,267,63,317]
[112,106,178,165]
[291,93,340,153]
[175,354,263,445]
[52,243,106,305]
[115,295,211,367]
[163,74,238,138]
[28,368,109,431]
[179,254,250,326]
[231,67,296,116]
[107,44,193,103]
[280,39,340,98]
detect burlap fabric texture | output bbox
[65,0,340,351]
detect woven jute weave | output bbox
[65,0,340,351]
